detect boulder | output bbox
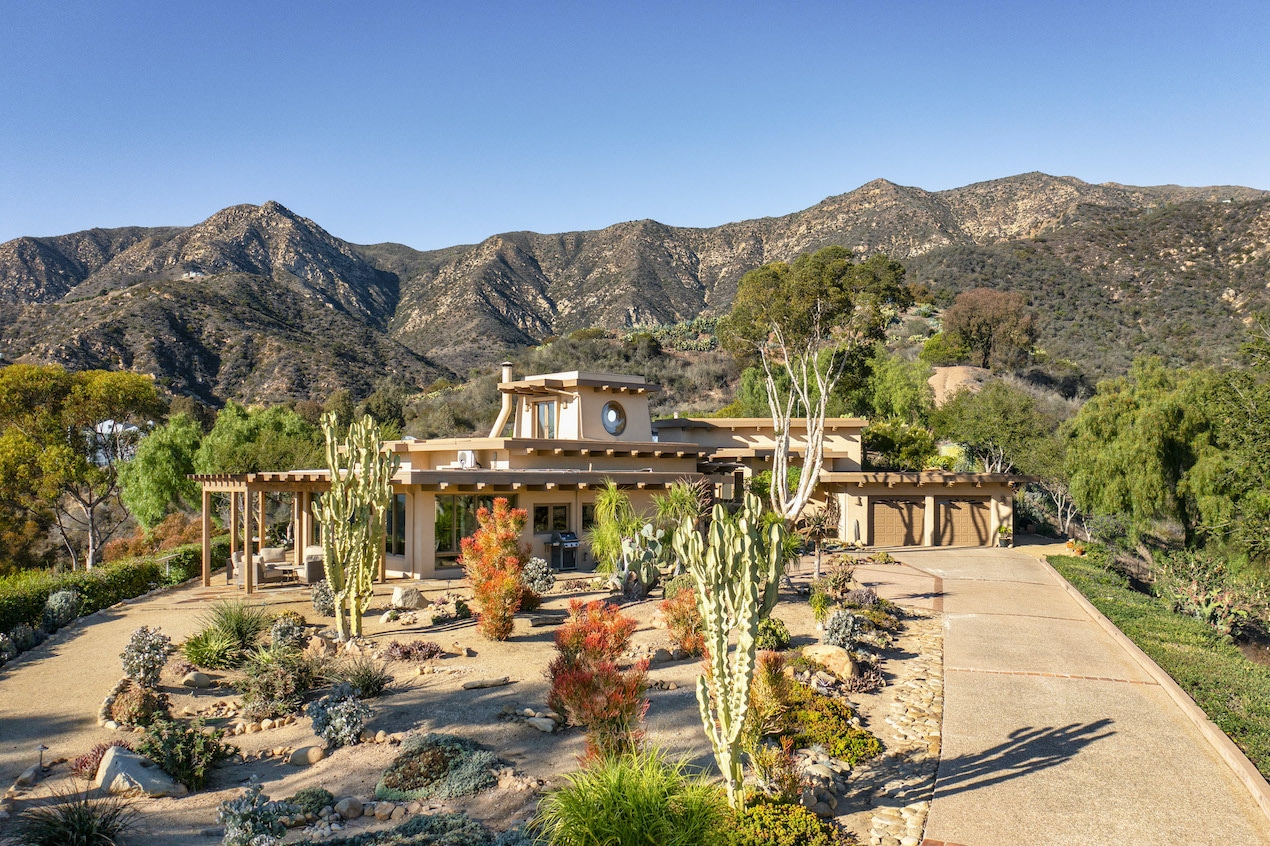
[95,747,188,798]
[182,671,213,689]
[334,796,363,819]
[306,636,333,659]
[391,586,425,610]
[650,648,673,664]
[801,644,859,681]
[14,766,39,788]
[525,717,556,733]
[289,746,325,766]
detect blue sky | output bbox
[1,1,1267,250]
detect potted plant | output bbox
[997,524,1013,548]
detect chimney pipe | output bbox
[488,362,515,437]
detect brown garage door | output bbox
[937,499,992,546]
[870,498,924,547]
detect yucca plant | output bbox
[182,627,243,669]
[329,653,393,698]
[201,600,274,652]
[11,786,138,846]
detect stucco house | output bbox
[194,366,1022,591]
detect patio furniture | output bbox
[298,546,326,584]
[234,548,294,588]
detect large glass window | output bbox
[533,504,569,534]
[435,495,516,558]
[535,401,557,439]
[385,493,406,556]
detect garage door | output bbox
[937,499,992,546]
[870,499,924,547]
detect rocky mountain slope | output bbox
[1,173,1266,403]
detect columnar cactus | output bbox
[312,413,399,640]
[672,492,786,810]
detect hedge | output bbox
[0,535,230,636]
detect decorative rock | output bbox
[380,610,399,624]
[462,676,509,690]
[334,797,363,819]
[95,747,188,798]
[15,766,39,787]
[290,746,325,766]
[525,717,556,733]
[391,586,425,610]
[651,648,673,664]
[375,730,387,743]
[391,805,406,821]
[247,722,261,733]
[182,671,214,689]
[306,636,333,658]
[374,802,394,821]
[801,644,860,681]
[528,614,566,627]
[811,801,834,818]
[406,801,422,814]
[260,718,274,730]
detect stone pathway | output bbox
[847,613,943,846]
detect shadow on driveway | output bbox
[932,719,1116,799]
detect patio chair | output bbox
[299,546,326,585]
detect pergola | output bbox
[192,471,358,594]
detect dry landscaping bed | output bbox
[0,556,945,845]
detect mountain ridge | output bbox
[2,172,1267,403]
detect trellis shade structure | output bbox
[192,471,333,594]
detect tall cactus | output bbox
[672,492,786,810]
[312,413,399,641]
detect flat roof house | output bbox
[194,367,1023,591]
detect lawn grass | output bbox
[1049,553,1270,779]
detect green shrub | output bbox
[269,615,307,651]
[0,557,162,635]
[533,749,727,846]
[662,573,695,599]
[201,600,274,651]
[822,611,864,650]
[721,798,845,846]
[284,786,335,817]
[755,616,791,651]
[383,640,444,662]
[312,580,337,617]
[238,648,318,720]
[785,683,882,764]
[808,588,831,624]
[42,589,82,631]
[9,622,43,652]
[315,812,492,846]
[375,733,498,801]
[121,625,172,688]
[135,718,234,790]
[183,627,243,669]
[219,782,287,846]
[10,787,138,846]
[307,683,370,749]
[332,654,393,698]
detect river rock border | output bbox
[851,611,944,846]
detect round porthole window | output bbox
[601,401,627,435]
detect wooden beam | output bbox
[201,489,212,587]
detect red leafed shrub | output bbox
[659,588,704,657]
[554,599,637,664]
[103,513,204,563]
[71,740,132,779]
[547,599,648,762]
[460,498,528,641]
[549,656,650,762]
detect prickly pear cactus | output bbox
[671,492,786,810]
[312,413,400,640]
[612,522,664,598]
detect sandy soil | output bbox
[0,559,940,843]
[927,365,990,406]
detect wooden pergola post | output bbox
[229,493,240,584]
[244,485,255,594]
[256,491,266,551]
[201,488,212,586]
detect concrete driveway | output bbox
[892,545,1270,846]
